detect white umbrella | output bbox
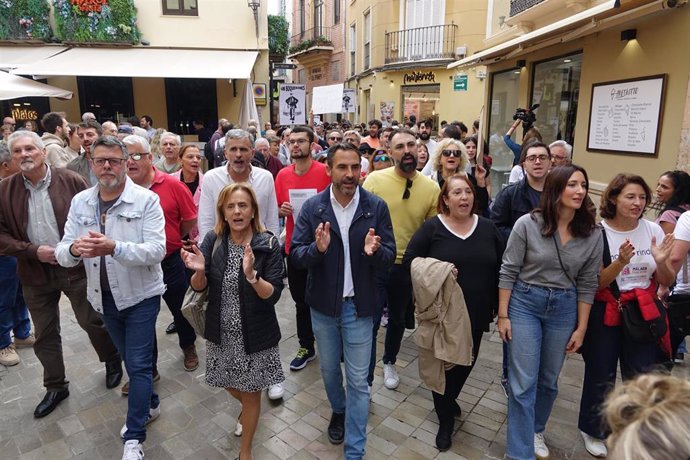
[238,80,260,130]
[0,71,73,101]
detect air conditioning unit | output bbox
[455,45,467,59]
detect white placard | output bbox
[587,75,666,156]
[342,88,356,113]
[312,83,344,114]
[288,189,318,219]
[279,83,306,125]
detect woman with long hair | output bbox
[462,135,492,196]
[497,165,603,460]
[578,173,675,458]
[171,144,205,244]
[404,174,504,452]
[182,183,285,460]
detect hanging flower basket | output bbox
[0,0,52,41]
[53,0,141,45]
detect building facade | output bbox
[451,0,690,199]
[2,0,270,137]
[345,0,488,130]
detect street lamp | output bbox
[247,0,260,36]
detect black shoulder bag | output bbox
[602,227,667,344]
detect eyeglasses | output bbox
[551,155,566,161]
[441,150,462,158]
[373,155,390,163]
[402,178,413,200]
[329,136,343,141]
[524,154,551,163]
[129,152,150,161]
[287,139,309,145]
[91,157,125,167]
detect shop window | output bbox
[1,95,50,134]
[530,52,582,147]
[163,0,198,16]
[165,78,217,137]
[487,68,521,195]
[77,76,135,123]
[402,84,440,128]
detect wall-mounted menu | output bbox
[587,75,666,156]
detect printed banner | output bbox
[312,83,344,114]
[279,83,306,125]
[342,88,356,113]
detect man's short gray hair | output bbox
[8,131,44,152]
[225,129,253,144]
[344,130,361,141]
[82,112,96,122]
[91,136,129,158]
[255,137,269,148]
[0,142,10,164]
[549,140,573,159]
[122,135,151,153]
[160,132,181,145]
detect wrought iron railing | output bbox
[510,0,545,17]
[384,24,457,64]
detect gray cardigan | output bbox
[499,213,603,304]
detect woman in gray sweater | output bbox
[497,164,603,460]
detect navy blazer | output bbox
[290,185,396,318]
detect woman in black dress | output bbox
[403,173,505,452]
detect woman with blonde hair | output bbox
[182,183,285,460]
[604,374,690,460]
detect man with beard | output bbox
[68,120,102,186]
[123,135,198,380]
[40,112,70,168]
[0,131,121,418]
[291,142,395,458]
[363,128,439,391]
[56,136,166,460]
[275,126,331,375]
[362,120,382,150]
[198,129,279,239]
[154,132,182,174]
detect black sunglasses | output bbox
[441,149,462,158]
[402,178,413,200]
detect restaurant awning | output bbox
[448,0,618,69]
[0,71,73,101]
[0,45,69,70]
[11,48,259,79]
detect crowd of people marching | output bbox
[1,110,689,460]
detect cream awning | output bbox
[0,71,73,101]
[11,47,259,79]
[0,45,69,70]
[448,0,618,69]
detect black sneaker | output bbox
[327,412,345,444]
[290,347,316,370]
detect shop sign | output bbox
[403,71,435,84]
[11,108,38,121]
[71,0,109,13]
[454,75,468,92]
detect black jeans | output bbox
[432,327,484,422]
[578,301,669,439]
[381,264,414,365]
[287,255,314,350]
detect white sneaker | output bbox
[234,412,243,437]
[383,363,399,390]
[0,345,20,366]
[268,382,284,400]
[580,430,607,457]
[121,440,144,460]
[120,404,161,438]
[534,432,550,459]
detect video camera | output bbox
[513,103,540,131]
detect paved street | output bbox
[1,289,688,460]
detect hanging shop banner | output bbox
[279,83,306,125]
[312,83,344,114]
[342,88,356,113]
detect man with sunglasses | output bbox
[363,128,440,391]
[56,135,166,460]
[0,131,121,419]
[123,135,199,377]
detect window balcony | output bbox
[287,26,334,63]
[384,24,457,65]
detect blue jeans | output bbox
[102,292,160,443]
[311,299,373,460]
[506,281,577,460]
[0,256,31,349]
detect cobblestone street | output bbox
[1,289,688,460]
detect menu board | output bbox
[587,75,666,156]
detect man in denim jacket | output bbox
[56,136,166,460]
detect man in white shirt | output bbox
[198,129,280,242]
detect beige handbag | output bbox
[181,237,220,338]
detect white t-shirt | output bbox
[602,219,665,291]
[672,211,690,293]
[508,165,524,184]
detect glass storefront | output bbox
[77,76,135,123]
[165,78,218,136]
[402,84,440,129]
[488,68,521,194]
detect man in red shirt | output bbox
[123,135,199,382]
[275,126,331,371]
